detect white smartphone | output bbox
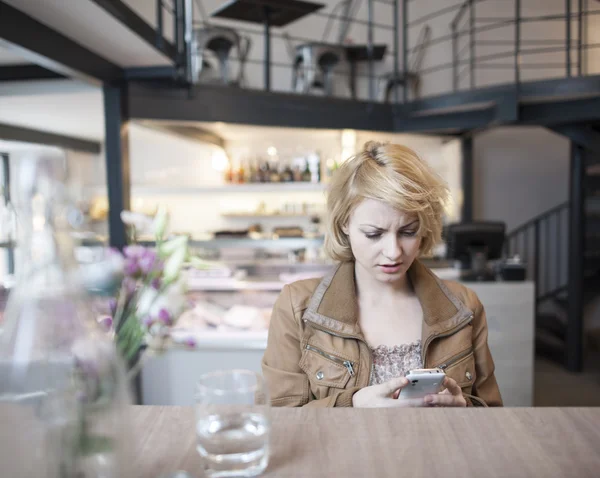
[397,368,446,401]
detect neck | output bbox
[354,261,414,303]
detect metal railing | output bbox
[505,202,570,303]
[403,0,600,97]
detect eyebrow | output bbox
[359,220,419,230]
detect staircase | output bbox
[505,151,600,371]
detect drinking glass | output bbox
[195,369,270,478]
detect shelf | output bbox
[129,183,327,194]
[0,242,15,249]
[187,278,285,291]
[221,213,321,218]
[190,237,324,249]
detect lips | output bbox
[379,263,403,274]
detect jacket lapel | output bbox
[303,260,473,340]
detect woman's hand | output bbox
[422,376,467,407]
[352,377,424,408]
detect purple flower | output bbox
[151,277,162,290]
[184,337,196,348]
[124,258,140,277]
[138,249,158,276]
[98,316,113,332]
[123,245,146,259]
[158,308,173,326]
[122,277,137,297]
[142,315,154,328]
[108,298,117,316]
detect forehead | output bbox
[350,198,417,226]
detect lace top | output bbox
[369,340,423,386]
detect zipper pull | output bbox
[343,361,355,376]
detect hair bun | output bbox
[363,141,383,157]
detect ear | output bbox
[341,222,349,235]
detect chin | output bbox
[374,268,406,283]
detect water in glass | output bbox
[195,370,270,478]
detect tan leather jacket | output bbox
[262,260,502,407]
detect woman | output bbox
[262,142,502,408]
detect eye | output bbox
[401,230,417,237]
[365,233,381,240]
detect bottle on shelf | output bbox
[269,162,281,183]
[237,160,246,184]
[293,165,303,182]
[260,161,270,183]
[249,160,259,183]
[281,163,294,182]
[301,159,312,182]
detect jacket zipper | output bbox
[303,320,369,380]
[435,346,474,370]
[305,344,356,376]
[422,314,474,366]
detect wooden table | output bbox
[132,406,600,477]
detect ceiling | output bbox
[2,0,172,68]
[0,45,27,65]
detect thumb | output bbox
[379,376,409,395]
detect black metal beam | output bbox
[567,142,585,372]
[0,64,65,82]
[461,135,474,222]
[0,2,122,83]
[103,83,131,250]
[549,125,600,155]
[128,82,395,131]
[89,0,177,62]
[394,108,495,133]
[0,123,101,154]
[520,97,600,125]
[403,75,600,116]
[124,66,179,80]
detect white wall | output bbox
[473,126,570,230]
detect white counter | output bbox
[142,280,535,407]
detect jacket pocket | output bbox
[299,344,354,389]
[436,347,475,388]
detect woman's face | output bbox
[344,198,422,284]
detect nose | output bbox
[382,233,402,262]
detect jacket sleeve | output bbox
[465,292,503,407]
[262,285,359,408]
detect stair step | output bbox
[536,313,566,341]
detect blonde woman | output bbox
[262,142,502,408]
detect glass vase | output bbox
[0,150,132,477]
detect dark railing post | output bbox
[393,0,400,104]
[567,142,585,372]
[461,135,474,222]
[469,0,475,88]
[402,0,408,103]
[368,0,375,101]
[263,6,271,91]
[534,221,540,292]
[566,0,572,77]
[103,83,131,251]
[515,0,521,85]
[452,21,458,91]
[578,0,583,76]
[156,0,164,50]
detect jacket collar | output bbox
[302,259,473,339]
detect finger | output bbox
[424,393,466,407]
[379,377,409,395]
[392,389,400,399]
[443,377,463,396]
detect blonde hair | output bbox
[325,141,450,262]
